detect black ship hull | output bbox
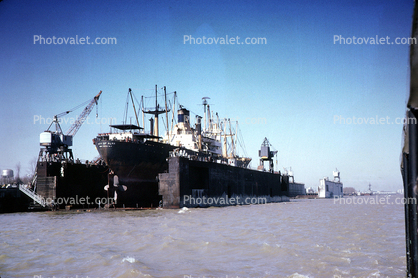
[94,139,176,183]
[94,138,179,207]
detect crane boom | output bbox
[66,91,102,136]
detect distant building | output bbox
[306,187,316,194]
[343,187,356,195]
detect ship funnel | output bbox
[178,108,191,130]
[178,108,190,124]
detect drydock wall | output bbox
[158,156,290,208]
[36,161,108,209]
[289,182,306,197]
[318,179,343,198]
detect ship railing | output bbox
[18,184,46,207]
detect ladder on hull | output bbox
[18,184,46,207]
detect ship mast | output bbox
[202,97,210,132]
[129,88,140,128]
[141,95,145,133]
[143,85,168,138]
[170,91,176,134]
[164,86,169,135]
[228,119,235,157]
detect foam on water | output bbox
[122,256,136,263]
[287,273,311,278]
[178,207,190,213]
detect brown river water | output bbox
[0,195,406,278]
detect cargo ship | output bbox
[94,85,293,208]
[94,87,250,183]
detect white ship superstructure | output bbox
[163,97,251,167]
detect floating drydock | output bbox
[318,170,343,198]
[287,168,306,197]
[94,87,294,208]
[0,87,303,212]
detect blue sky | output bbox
[0,0,413,191]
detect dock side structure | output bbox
[158,156,290,208]
[318,170,343,198]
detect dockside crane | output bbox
[66,91,102,137]
[39,91,102,162]
[27,91,102,204]
[258,137,278,173]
